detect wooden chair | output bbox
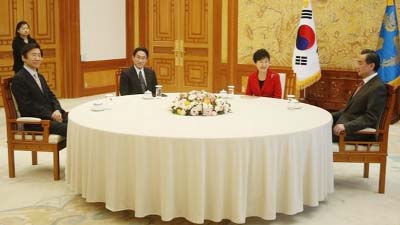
[115,67,128,96]
[1,78,66,180]
[333,84,397,193]
[278,72,297,99]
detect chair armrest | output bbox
[10,118,50,127]
[339,128,379,140]
[8,118,51,143]
[338,129,382,152]
[16,117,42,122]
[354,128,377,135]
[353,128,385,135]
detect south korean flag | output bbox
[292,0,321,89]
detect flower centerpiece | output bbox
[171,90,232,116]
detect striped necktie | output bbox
[353,80,364,96]
[138,70,147,92]
[33,73,43,92]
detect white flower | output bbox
[193,104,202,112]
[215,104,223,112]
[202,102,212,110]
[215,98,224,104]
[203,108,212,116]
[188,94,196,101]
[170,90,232,116]
[190,107,199,116]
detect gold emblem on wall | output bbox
[237,0,388,70]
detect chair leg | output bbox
[8,146,15,178]
[32,151,38,165]
[53,151,60,180]
[363,163,369,178]
[379,160,387,194]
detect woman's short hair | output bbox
[253,49,270,63]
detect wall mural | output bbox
[238,0,390,70]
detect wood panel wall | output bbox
[147,0,213,92]
[0,0,62,105]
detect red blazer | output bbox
[245,69,282,98]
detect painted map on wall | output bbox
[238,0,389,70]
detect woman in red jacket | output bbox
[245,49,282,98]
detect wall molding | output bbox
[82,59,127,72]
[82,85,116,96]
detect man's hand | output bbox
[333,124,345,136]
[51,110,63,122]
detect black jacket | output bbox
[120,66,158,96]
[332,75,387,140]
[11,67,64,119]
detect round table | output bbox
[66,94,334,223]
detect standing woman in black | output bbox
[12,21,37,73]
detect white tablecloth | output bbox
[66,94,334,223]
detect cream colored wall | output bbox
[80,0,126,61]
[237,0,390,70]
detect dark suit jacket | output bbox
[12,36,37,73]
[245,69,282,98]
[332,75,387,140]
[11,67,65,120]
[120,66,158,96]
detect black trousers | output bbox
[49,112,68,137]
[24,112,68,137]
[49,120,68,137]
[332,132,375,143]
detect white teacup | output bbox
[143,90,153,99]
[227,85,235,98]
[288,99,301,110]
[104,94,114,109]
[220,89,227,98]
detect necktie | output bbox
[33,73,43,92]
[353,80,364,96]
[138,71,147,92]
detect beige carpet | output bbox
[0,96,400,225]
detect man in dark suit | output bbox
[332,49,387,142]
[120,47,158,96]
[11,43,67,137]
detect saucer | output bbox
[91,107,105,111]
[288,104,302,110]
[143,95,154,100]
